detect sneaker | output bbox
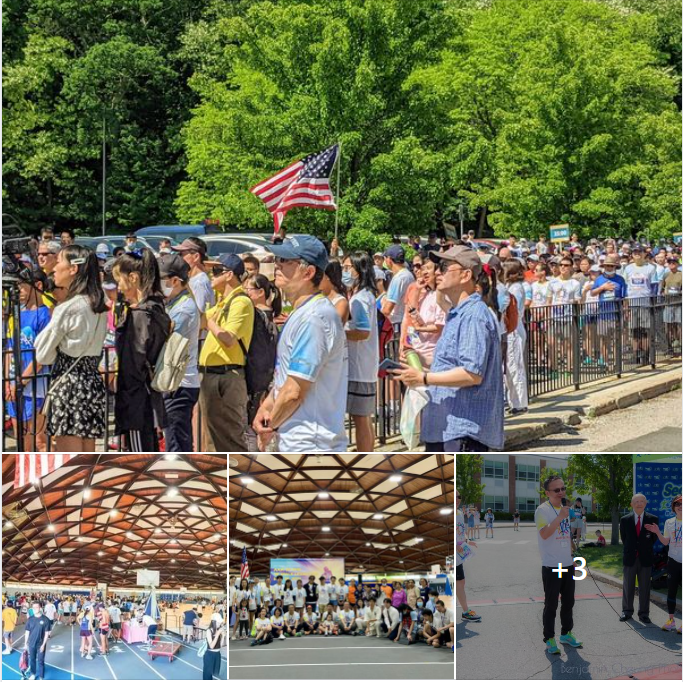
[231,635,237,641]
[545,638,560,655]
[296,632,302,637]
[661,618,677,632]
[559,632,582,647]
[461,610,481,622]
[80,652,85,658]
[510,407,528,415]
[86,654,93,660]
[250,640,257,647]
[279,634,285,640]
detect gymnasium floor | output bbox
[229,633,454,679]
[1,616,227,680]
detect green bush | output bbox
[343,227,393,256]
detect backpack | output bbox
[503,292,519,334]
[224,293,278,395]
[150,330,191,393]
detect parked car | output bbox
[201,236,273,259]
[135,224,222,241]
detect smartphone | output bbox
[378,358,403,372]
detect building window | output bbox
[515,497,540,513]
[483,460,508,480]
[515,464,540,482]
[483,495,508,512]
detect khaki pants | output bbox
[199,368,248,451]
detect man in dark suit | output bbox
[619,493,659,623]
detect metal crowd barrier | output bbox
[3,295,680,451]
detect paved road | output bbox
[455,523,681,680]
[521,389,682,452]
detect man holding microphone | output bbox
[535,476,583,654]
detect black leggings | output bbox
[667,557,682,616]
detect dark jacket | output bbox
[115,295,171,433]
[619,511,659,567]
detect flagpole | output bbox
[334,140,342,242]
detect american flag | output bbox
[250,144,339,233]
[14,454,78,489]
[241,547,250,581]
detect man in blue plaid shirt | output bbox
[392,245,504,451]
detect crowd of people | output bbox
[228,575,453,651]
[3,224,681,452]
[1,591,227,680]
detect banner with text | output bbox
[270,558,345,584]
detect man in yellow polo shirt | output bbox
[199,253,254,451]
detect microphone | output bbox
[561,498,567,507]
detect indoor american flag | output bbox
[241,547,250,581]
[14,454,78,489]
[250,144,339,233]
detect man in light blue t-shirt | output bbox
[380,245,415,327]
[253,235,348,452]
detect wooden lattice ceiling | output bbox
[229,454,454,575]
[2,454,227,590]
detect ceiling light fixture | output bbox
[4,521,12,529]
[188,505,199,514]
[83,489,91,499]
[318,492,329,498]
[109,510,117,517]
[167,487,178,497]
[164,454,178,461]
[266,515,277,521]
[47,525,55,532]
[322,526,331,532]
[373,514,384,520]
[242,478,255,485]
[440,508,454,515]
[389,475,402,482]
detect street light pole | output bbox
[102,111,106,236]
[459,202,465,239]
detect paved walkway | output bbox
[455,524,681,680]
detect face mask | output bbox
[417,602,424,608]
[341,271,357,287]
[161,281,174,297]
[603,269,615,278]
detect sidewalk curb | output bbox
[503,367,681,450]
[590,569,682,610]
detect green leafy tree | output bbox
[455,454,485,511]
[175,0,453,238]
[566,454,633,546]
[407,0,682,240]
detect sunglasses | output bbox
[438,260,463,274]
[274,256,302,265]
[211,266,229,277]
[559,263,572,268]
[550,486,567,493]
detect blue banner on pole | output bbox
[634,460,682,549]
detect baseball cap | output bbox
[157,253,190,281]
[95,243,111,260]
[527,254,540,262]
[172,238,207,255]
[383,244,406,263]
[429,245,482,278]
[666,256,679,263]
[589,264,601,273]
[631,244,644,253]
[206,253,245,278]
[269,234,329,271]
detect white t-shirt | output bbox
[433,608,454,629]
[270,615,283,627]
[284,611,299,627]
[294,588,306,608]
[346,288,379,382]
[44,603,56,620]
[507,282,526,334]
[531,281,550,308]
[189,271,215,314]
[456,510,466,567]
[386,268,415,324]
[548,278,581,306]
[535,502,573,567]
[272,584,284,602]
[339,609,355,628]
[317,585,330,606]
[303,611,318,624]
[255,617,271,630]
[273,295,348,452]
[623,263,655,302]
[664,517,682,564]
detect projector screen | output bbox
[270,558,345,584]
